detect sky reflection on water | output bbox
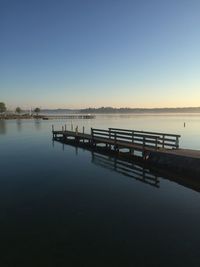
[0,116,200,266]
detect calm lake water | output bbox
[0,114,200,266]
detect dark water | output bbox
[0,117,200,267]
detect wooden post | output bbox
[91,128,94,146]
[52,124,54,132]
[109,128,111,140]
[65,124,66,131]
[132,131,134,143]
[114,132,117,151]
[62,126,64,133]
[162,135,165,148]
[82,126,85,143]
[109,128,111,149]
[142,136,145,158]
[75,126,78,135]
[176,136,179,149]
[143,136,145,149]
[155,137,158,149]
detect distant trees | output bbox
[15,107,22,114]
[0,102,6,113]
[34,107,41,116]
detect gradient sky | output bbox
[1,0,200,109]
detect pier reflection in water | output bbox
[91,152,159,188]
[1,119,200,266]
[54,139,200,193]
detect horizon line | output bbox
[6,106,200,111]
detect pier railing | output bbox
[52,125,181,150]
[108,128,181,149]
[91,128,180,149]
[91,128,160,149]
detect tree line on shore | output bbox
[1,102,200,115]
[0,102,41,116]
[80,106,200,113]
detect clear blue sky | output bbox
[1,0,200,109]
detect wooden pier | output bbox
[52,126,180,158]
[42,114,95,120]
[52,126,200,177]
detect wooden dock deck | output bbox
[160,148,200,159]
[52,126,180,157]
[52,126,200,177]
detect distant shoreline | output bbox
[1,110,200,120]
[78,107,200,114]
[0,114,95,120]
[2,106,200,117]
[41,107,200,114]
[0,114,42,120]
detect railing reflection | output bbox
[91,151,159,188]
[52,139,200,193]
